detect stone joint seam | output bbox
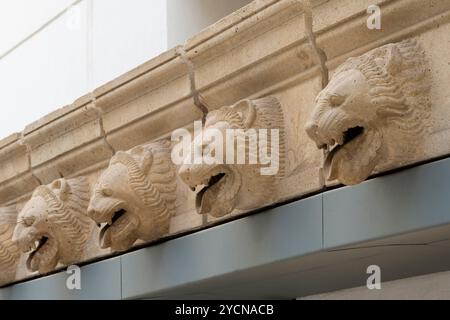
[296,0,329,184]
[18,134,42,185]
[175,45,209,124]
[88,94,116,156]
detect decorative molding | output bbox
[13,177,93,274]
[306,39,431,185]
[88,140,176,252]
[1,0,449,205]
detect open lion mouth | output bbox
[24,234,58,273]
[181,166,240,217]
[309,119,383,185]
[99,207,139,251]
[195,173,227,214]
[322,124,367,181]
[327,126,365,154]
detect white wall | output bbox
[0,1,89,138]
[0,0,167,139]
[167,0,253,47]
[0,0,77,55]
[91,0,167,88]
[0,0,251,140]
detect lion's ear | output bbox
[51,179,70,202]
[232,99,257,129]
[130,146,144,156]
[130,146,153,174]
[385,45,402,75]
[141,152,153,175]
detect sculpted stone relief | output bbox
[0,39,434,282]
[178,97,286,218]
[12,177,93,274]
[305,39,431,185]
[88,140,176,252]
[0,206,20,285]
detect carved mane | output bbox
[335,39,430,160]
[0,206,19,271]
[205,96,287,179]
[110,140,177,224]
[33,177,91,260]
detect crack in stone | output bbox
[295,0,329,187]
[18,134,42,186]
[89,94,116,156]
[296,0,329,89]
[175,45,209,124]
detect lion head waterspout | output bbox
[305,39,431,185]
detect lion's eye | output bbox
[329,95,345,107]
[102,188,113,197]
[23,216,35,227]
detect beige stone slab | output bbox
[0,133,21,150]
[0,174,39,207]
[0,139,28,183]
[23,95,92,136]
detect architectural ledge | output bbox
[1,0,450,288]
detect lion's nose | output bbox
[11,229,19,245]
[87,206,102,226]
[179,165,201,191]
[11,226,27,251]
[305,121,319,141]
[305,122,327,149]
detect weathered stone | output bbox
[178,97,287,218]
[0,0,450,286]
[306,39,431,185]
[0,206,20,286]
[88,140,177,252]
[13,177,94,274]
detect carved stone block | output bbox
[305,39,431,185]
[178,97,286,218]
[88,140,177,252]
[13,177,93,274]
[0,206,20,285]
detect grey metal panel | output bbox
[121,195,323,299]
[323,158,450,248]
[0,257,121,300]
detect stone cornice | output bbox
[2,0,449,205]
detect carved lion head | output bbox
[87,140,176,252]
[13,177,92,274]
[305,39,431,185]
[0,206,20,285]
[178,97,286,218]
